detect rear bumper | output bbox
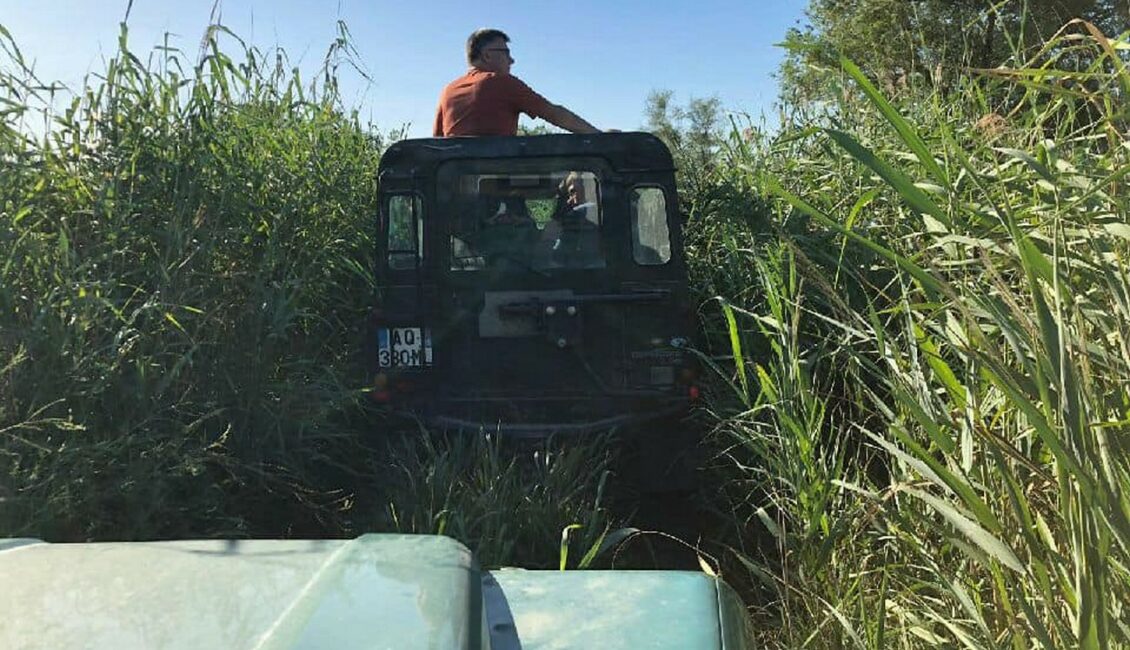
[408,395,691,437]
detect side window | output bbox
[630,187,671,265]
[387,194,423,270]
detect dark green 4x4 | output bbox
[372,133,699,434]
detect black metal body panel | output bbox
[373,133,695,434]
[379,132,676,176]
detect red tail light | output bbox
[370,373,391,402]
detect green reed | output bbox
[692,20,1130,649]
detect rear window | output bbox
[449,171,605,272]
[630,187,671,265]
[387,194,422,270]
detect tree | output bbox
[517,122,558,136]
[780,0,1129,102]
[643,90,724,206]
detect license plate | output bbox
[377,327,432,368]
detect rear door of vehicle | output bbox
[432,158,692,414]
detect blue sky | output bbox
[2,0,807,137]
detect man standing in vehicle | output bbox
[433,29,602,137]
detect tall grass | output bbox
[0,21,618,570]
[3,14,1128,648]
[0,22,388,538]
[693,20,1130,648]
[377,430,624,569]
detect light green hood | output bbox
[0,534,750,649]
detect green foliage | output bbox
[4,13,1130,649]
[643,90,727,211]
[692,24,1130,648]
[780,0,1130,103]
[516,122,560,136]
[376,430,622,569]
[0,22,387,539]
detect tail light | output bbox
[367,371,420,403]
[369,373,391,402]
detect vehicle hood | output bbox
[0,534,749,649]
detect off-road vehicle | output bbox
[372,133,699,434]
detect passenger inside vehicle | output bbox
[537,173,604,269]
[450,171,605,271]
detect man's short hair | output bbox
[467,28,509,64]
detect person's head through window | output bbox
[564,173,587,208]
[554,172,597,222]
[543,173,601,267]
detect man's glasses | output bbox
[485,47,511,57]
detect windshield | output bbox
[449,170,605,272]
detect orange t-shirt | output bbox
[433,69,553,137]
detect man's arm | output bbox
[503,76,600,134]
[541,103,600,134]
